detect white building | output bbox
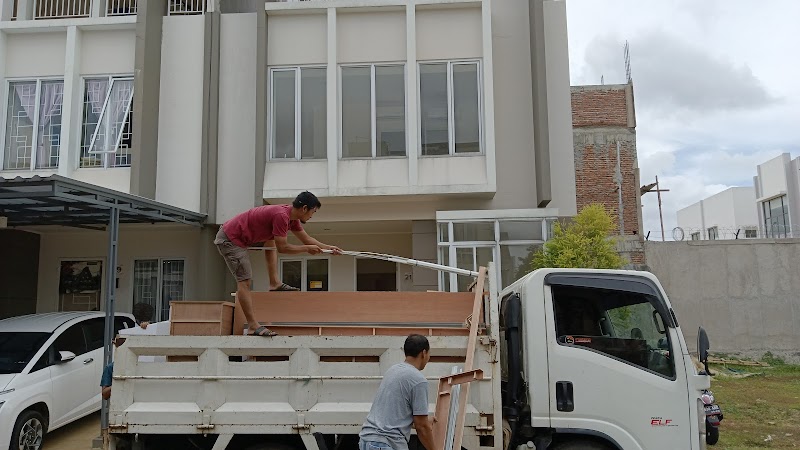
[0,0,577,319]
[676,187,758,240]
[754,153,799,239]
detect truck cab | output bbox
[500,268,710,450]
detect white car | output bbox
[0,311,136,450]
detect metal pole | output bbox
[656,176,665,241]
[615,141,624,236]
[101,206,119,434]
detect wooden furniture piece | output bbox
[232,291,483,337]
[169,301,235,336]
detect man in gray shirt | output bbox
[359,334,438,450]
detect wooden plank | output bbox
[232,291,475,336]
[170,301,235,336]
[432,370,485,450]
[452,266,486,450]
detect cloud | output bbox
[581,31,777,114]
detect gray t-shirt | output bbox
[359,362,430,450]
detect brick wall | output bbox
[572,83,645,265]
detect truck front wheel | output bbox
[244,443,299,450]
[551,440,614,450]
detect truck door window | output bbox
[552,285,675,379]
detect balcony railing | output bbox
[35,0,90,19]
[107,0,137,16]
[5,0,208,20]
[168,0,205,15]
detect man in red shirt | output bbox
[214,191,342,336]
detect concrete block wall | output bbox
[646,240,800,363]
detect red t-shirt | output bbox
[222,204,303,248]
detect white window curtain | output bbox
[3,81,63,170]
[88,78,134,155]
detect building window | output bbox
[356,258,397,291]
[744,228,757,239]
[280,258,329,292]
[762,195,789,238]
[133,259,185,322]
[341,65,406,158]
[707,227,718,240]
[419,61,481,156]
[437,217,554,291]
[270,67,327,160]
[80,77,134,168]
[690,232,700,241]
[3,80,64,170]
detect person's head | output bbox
[403,334,431,370]
[132,302,154,326]
[292,191,322,224]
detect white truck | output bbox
[107,264,712,450]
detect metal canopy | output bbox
[0,175,206,437]
[0,175,205,229]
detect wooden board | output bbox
[232,291,477,336]
[170,301,235,336]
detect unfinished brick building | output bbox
[571,83,646,266]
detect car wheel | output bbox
[10,410,48,450]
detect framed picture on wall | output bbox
[59,260,103,311]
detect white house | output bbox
[0,0,577,319]
[676,187,758,240]
[754,153,799,239]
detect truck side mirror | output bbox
[697,327,712,376]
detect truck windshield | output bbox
[0,332,51,374]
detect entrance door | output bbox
[133,259,186,321]
[0,230,39,319]
[544,280,692,449]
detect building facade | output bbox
[570,82,644,264]
[676,187,758,241]
[754,153,799,239]
[0,0,576,318]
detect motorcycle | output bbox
[701,388,723,445]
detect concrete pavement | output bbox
[44,411,99,450]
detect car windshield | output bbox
[0,332,51,374]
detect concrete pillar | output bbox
[254,8,267,205]
[200,10,220,217]
[16,0,33,20]
[481,0,497,193]
[528,0,551,208]
[0,0,13,21]
[59,26,82,177]
[410,220,438,291]
[91,0,106,18]
[326,7,338,194]
[405,3,418,186]
[130,0,166,199]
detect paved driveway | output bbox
[44,411,99,450]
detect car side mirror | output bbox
[697,327,712,376]
[58,351,76,363]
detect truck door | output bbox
[542,274,691,450]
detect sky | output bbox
[565,0,800,240]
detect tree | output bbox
[530,204,624,271]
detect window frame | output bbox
[1,77,65,171]
[743,227,758,239]
[339,63,408,159]
[707,226,718,240]
[132,257,187,322]
[690,232,700,241]
[80,75,135,169]
[279,256,331,292]
[762,195,790,238]
[437,218,553,291]
[549,284,677,381]
[268,65,327,161]
[417,60,483,157]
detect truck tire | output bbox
[551,440,613,450]
[10,409,48,450]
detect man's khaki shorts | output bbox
[214,227,252,282]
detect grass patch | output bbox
[709,361,800,449]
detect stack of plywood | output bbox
[169,301,235,336]
[231,291,482,336]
